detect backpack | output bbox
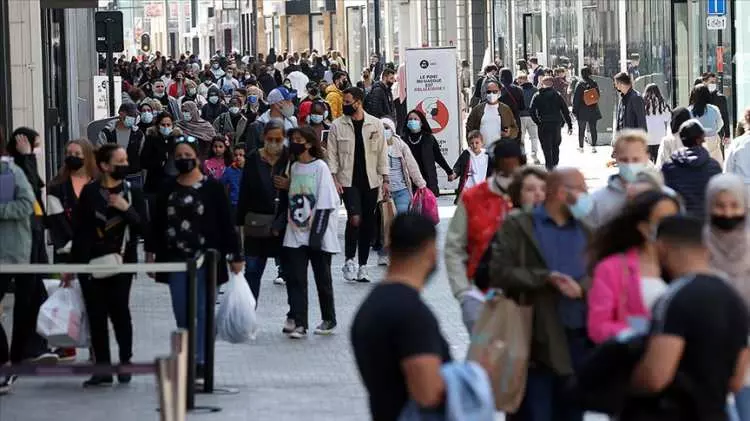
[0,159,16,204]
[583,83,600,106]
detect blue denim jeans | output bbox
[168,268,207,364]
[391,188,412,214]
[509,330,589,421]
[731,386,750,421]
[245,255,268,301]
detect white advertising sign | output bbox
[93,75,122,120]
[405,47,461,192]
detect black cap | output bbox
[119,102,139,115]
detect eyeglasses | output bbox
[176,135,197,144]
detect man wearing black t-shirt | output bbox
[350,214,451,421]
[327,87,389,283]
[627,215,749,421]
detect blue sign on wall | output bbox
[708,0,726,15]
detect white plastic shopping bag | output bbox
[36,282,90,348]
[216,272,258,343]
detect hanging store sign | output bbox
[405,47,461,192]
[706,15,727,30]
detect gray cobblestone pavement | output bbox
[0,134,612,421]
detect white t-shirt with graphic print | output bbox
[283,159,341,253]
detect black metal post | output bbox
[106,44,115,117]
[203,249,218,394]
[185,257,197,410]
[373,0,381,57]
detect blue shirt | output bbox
[532,205,588,328]
[220,166,243,207]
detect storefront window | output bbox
[546,0,577,70]
[625,0,672,103]
[512,0,543,68]
[581,0,618,77]
[492,0,509,67]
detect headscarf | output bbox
[176,101,216,142]
[704,173,750,305]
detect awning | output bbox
[41,0,97,8]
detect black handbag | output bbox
[243,158,288,238]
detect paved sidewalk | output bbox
[0,131,613,421]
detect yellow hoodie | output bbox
[325,84,344,119]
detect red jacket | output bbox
[461,182,512,281]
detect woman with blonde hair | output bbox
[46,138,98,362]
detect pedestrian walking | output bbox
[644,83,672,162]
[571,66,601,154]
[529,76,573,170]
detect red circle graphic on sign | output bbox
[416,98,450,134]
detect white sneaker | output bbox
[377,255,389,266]
[273,276,286,286]
[356,266,371,283]
[591,146,598,154]
[342,259,358,282]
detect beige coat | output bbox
[388,136,426,195]
[326,112,388,189]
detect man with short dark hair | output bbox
[97,102,146,187]
[327,87,388,283]
[351,213,451,421]
[702,72,731,146]
[364,67,396,119]
[529,76,573,169]
[614,71,647,132]
[626,215,749,421]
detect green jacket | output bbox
[0,159,34,264]
[488,209,592,376]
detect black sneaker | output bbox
[83,375,113,388]
[118,363,132,384]
[28,351,59,365]
[288,326,307,339]
[313,321,337,335]
[0,374,18,395]
[282,318,296,334]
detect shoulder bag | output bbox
[243,159,289,238]
[583,83,600,106]
[89,183,131,279]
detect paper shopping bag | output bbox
[467,293,533,413]
[378,199,397,249]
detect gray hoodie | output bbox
[587,174,628,228]
[0,158,34,264]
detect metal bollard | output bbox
[185,257,198,410]
[170,330,188,421]
[203,249,219,394]
[156,356,176,421]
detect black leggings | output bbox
[285,247,336,329]
[80,274,133,365]
[578,119,598,148]
[343,186,379,266]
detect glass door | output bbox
[521,12,543,63]
[672,0,690,107]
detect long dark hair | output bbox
[670,107,692,135]
[690,84,711,117]
[404,109,433,138]
[288,127,325,159]
[644,83,670,116]
[210,135,234,166]
[587,190,680,273]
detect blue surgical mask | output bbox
[619,162,646,183]
[208,95,219,104]
[182,111,193,121]
[159,126,173,136]
[309,114,324,124]
[407,120,421,133]
[248,95,258,104]
[568,192,593,220]
[229,106,240,115]
[123,116,136,128]
[140,112,154,124]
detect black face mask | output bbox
[711,215,746,231]
[65,156,85,171]
[308,89,318,97]
[342,104,356,116]
[175,158,197,174]
[289,142,307,157]
[110,165,129,181]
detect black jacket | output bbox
[452,149,492,202]
[404,133,454,196]
[519,82,538,117]
[710,91,731,138]
[236,149,290,257]
[617,89,648,132]
[101,126,145,173]
[572,78,602,122]
[364,81,394,119]
[258,72,277,96]
[70,180,147,265]
[145,177,241,285]
[662,146,722,219]
[500,83,525,122]
[140,126,182,194]
[529,87,573,128]
[46,179,80,261]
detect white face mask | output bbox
[182,111,193,121]
[708,83,717,93]
[384,128,393,141]
[486,93,499,103]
